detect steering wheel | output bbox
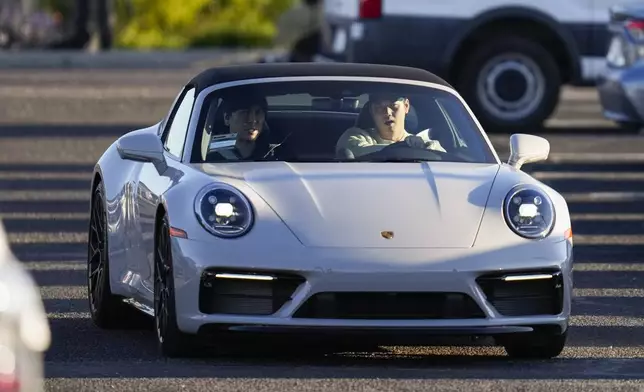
[356,141,463,162]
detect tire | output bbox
[501,329,567,359]
[87,182,150,329]
[455,36,562,133]
[154,214,199,358]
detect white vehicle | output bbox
[87,62,574,359]
[316,0,620,131]
[0,221,51,392]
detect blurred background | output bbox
[0,0,309,51]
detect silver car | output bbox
[0,221,50,392]
[597,3,644,132]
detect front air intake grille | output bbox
[199,270,305,315]
[292,292,486,319]
[476,271,564,317]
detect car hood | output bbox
[195,162,501,248]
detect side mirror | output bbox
[116,129,168,174]
[507,133,550,170]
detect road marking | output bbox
[574,288,644,297]
[41,286,86,300]
[533,172,644,180]
[0,86,179,99]
[47,312,90,319]
[572,235,644,245]
[571,214,644,221]
[0,171,92,180]
[574,263,644,271]
[563,192,644,202]
[0,190,88,201]
[0,213,88,220]
[571,315,644,326]
[547,153,644,162]
[22,261,85,270]
[544,118,617,128]
[8,232,87,244]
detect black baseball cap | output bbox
[221,92,268,114]
[370,93,408,103]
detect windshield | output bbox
[190,80,498,164]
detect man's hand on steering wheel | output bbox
[404,135,428,149]
[404,135,446,152]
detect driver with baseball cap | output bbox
[335,93,446,158]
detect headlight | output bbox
[194,183,254,238]
[503,184,555,239]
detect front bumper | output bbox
[170,237,573,338]
[597,62,644,125]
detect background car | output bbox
[0,220,51,392]
[0,0,65,50]
[314,0,621,132]
[87,62,573,360]
[260,0,321,63]
[597,3,644,132]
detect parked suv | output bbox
[596,3,644,132]
[315,0,619,131]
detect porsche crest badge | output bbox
[381,231,394,239]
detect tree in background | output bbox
[39,0,297,50]
[115,0,297,49]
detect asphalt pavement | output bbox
[1,65,644,391]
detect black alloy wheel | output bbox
[88,184,108,319]
[154,215,197,357]
[87,181,150,329]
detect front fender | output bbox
[474,165,572,249]
[161,175,305,247]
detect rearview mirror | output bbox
[507,133,550,170]
[116,129,168,174]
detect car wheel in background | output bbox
[456,36,561,133]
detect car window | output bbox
[266,93,369,111]
[190,80,497,164]
[163,87,196,159]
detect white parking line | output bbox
[547,153,644,162]
[22,261,85,270]
[0,191,88,201]
[533,172,644,180]
[0,171,92,180]
[7,232,87,244]
[574,263,644,271]
[570,234,644,245]
[563,192,644,202]
[40,286,86,300]
[47,312,90,319]
[571,214,644,221]
[574,288,644,297]
[0,213,88,220]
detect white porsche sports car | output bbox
[87,63,573,359]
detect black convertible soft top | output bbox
[187,62,453,94]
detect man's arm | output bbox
[413,129,447,153]
[336,127,387,157]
